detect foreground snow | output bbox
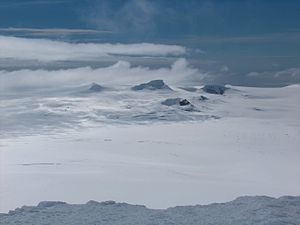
[1,196,300,225]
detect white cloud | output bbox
[0,59,202,91]
[274,68,300,78]
[247,72,260,77]
[0,35,186,62]
[171,58,189,71]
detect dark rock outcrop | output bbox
[179,99,191,106]
[161,98,191,106]
[132,80,172,91]
[199,95,208,101]
[202,85,228,95]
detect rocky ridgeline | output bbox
[132,80,172,91]
[1,196,299,225]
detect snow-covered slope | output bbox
[0,83,299,214]
[1,196,300,225]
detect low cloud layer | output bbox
[0,58,202,92]
[247,68,300,79]
[0,35,186,62]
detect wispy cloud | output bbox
[182,31,300,44]
[0,0,69,8]
[240,67,300,86]
[247,68,300,79]
[84,0,158,34]
[0,28,112,35]
[0,35,186,61]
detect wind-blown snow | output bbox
[1,196,299,225]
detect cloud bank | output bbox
[0,58,201,91]
[247,68,300,79]
[0,35,186,61]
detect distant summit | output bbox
[132,80,172,91]
[202,85,228,95]
[88,83,104,92]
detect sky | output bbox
[0,0,300,86]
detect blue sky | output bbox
[0,0,299,86]
[1,0,299,36]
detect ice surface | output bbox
[1,196,300,225]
